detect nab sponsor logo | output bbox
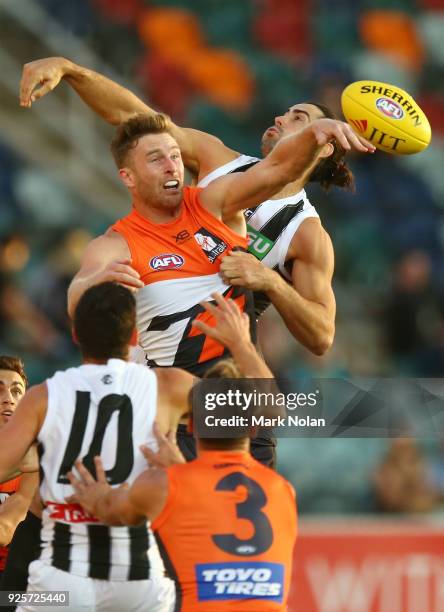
[149,254,185,271]
[196,562,284,602]
[376,97,404,120]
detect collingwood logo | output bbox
[194,227,228,263]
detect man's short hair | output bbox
[73,282,136,361]
[0,356,28,387]
[111,112,172,168]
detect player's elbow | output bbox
[310,327,335,356]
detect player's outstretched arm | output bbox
[19,57,237,179]
[220,220,336,355]
[67,231,143,319]
[0,473,38,546]
[201,118,375,220]
[20,57,152,122]
[0,385,47,483]
[193,292,273,378]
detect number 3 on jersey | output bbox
[212,473,273,556]
[57,391,134,485]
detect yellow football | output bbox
[341,80,431,155]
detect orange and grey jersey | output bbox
[153,450,297,611]
[198,155,319,315]
[112,186,255,376]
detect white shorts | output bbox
[17,559,176,612]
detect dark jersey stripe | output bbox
[154,531,181,612]
[52,522,71,573]
[228,160,259,174]
[256,201,304,243]
[87,524,111,579]
[146,284,256,377]
[128,523,150,580]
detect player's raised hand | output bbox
[140,422,185,468]
[20,57,71,108]
[192,292,251,349]
[67,457,114,516]
[310,118,375,153]
[94,259,144,291]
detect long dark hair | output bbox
[307,102,355,192]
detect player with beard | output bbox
[64,111,370,465]
[20,58,373,356]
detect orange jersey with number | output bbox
[152,451,297,611]
[0,476,21,571]
[112,187,255,376]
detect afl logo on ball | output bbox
[149,254,185,271]
[376,97,404,120]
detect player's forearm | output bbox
[228,341,273,378]
[63,60,153,125]
[265,272,334,355]
[67,275,96,319]
[270,127,321,186]
[94,488,144,527]
[93,490,126,526]
[0,489,34,546]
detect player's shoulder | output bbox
[82,228,130,259]
[288,216,332,262]
[154,367,194,391]
[251,458,296,500]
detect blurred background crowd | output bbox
[0,0,444,516]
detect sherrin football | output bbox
[341,80,431,155]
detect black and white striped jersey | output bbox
[198,155,319,315]
[38,359,165,580]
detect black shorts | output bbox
[177,424,277,469]
[0,511,42,609]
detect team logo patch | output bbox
[149,254,185,271]
[376,97,404,120]
[194,227,228,264]
[196,562,284,602]
[173,230,191,244]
